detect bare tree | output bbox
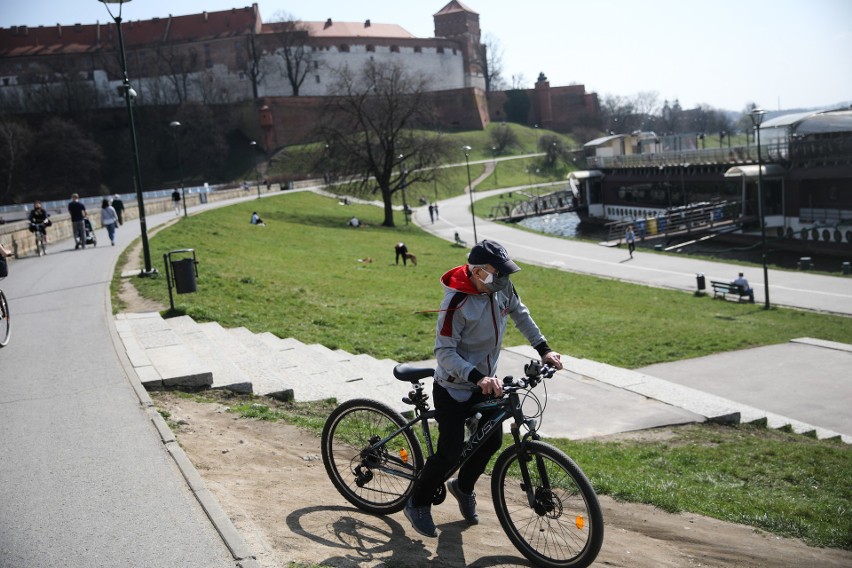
[600,94,636,134]
[318,60,453,227]
[270,12,313,97]
[632,91,660,131]
[489,123,519,154]
[482,33,505,93]
[242,28,265,99]
[154,42,200,104]
[538,133,564,168]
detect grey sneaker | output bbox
[448,478,479,525]
[404,498,438,537]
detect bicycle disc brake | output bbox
[532,486,563,518]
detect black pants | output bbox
[410,383,503,507]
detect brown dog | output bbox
[404,252,417,266]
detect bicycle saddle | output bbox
[393,363,435,383]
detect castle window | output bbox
[204,44,213,68]
[390,45,399,53]
[414,46,422,53]
[339,44,350,53]
[437,46,444,54]
[315,75,321,83]
[313,61,318,69]
[366,44,375,52]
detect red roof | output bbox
[0,5,258,58]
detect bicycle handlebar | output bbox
[495,361,557,395]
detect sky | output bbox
[2,0,850,113]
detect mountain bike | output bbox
[321,360,603,568]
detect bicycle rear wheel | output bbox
[491,440,603,568]
[0,289,10,347]
[321,398,424,515]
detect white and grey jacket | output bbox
[433,265,551,401]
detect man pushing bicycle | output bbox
[404,239,563,538]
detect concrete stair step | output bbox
[195,322,293,400]
[164,316,252,394]
[115,312,212,389]
[230,327,366,402]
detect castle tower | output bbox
[433,1,485,90]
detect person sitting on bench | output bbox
[733,272,755,303]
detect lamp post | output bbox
[491,146,498,185]
[169,121,187,217]
[99,0,155,275]
[398,154,410,225]
[750,107,770,310]
[463,145,477,243]
[249,141,261,199]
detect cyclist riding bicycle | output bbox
[404,239,563,538]
[27,201,52,239]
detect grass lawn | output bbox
[127,191,852,367]
[128,192,852,550]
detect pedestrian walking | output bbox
[171,189,181,215]
[100,198,119,246]
[428,203,435,223]
[112,194,125,225]
[625,225,636,258]
[68,193,88,250]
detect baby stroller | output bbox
[75,218,97,248]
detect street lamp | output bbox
[749,107,770,310]
[249,141,261,199]
[491,146,498,185]
[98,0,155,276]
[169,121,187,217]
[398,154,410,225]
[463,145,477,243]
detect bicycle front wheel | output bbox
[491,441,603,568]
[0,289,10,347]
[321,398,424,515]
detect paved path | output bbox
[0,199,261,568]
[415,189,852,316]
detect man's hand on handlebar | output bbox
[542,351,563,371]
[476,376,503,397]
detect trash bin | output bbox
[842,261,851,275]
[696,273,706,292]
[199,192,208,204]
[172,258,197,294]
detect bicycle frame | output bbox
[363,374,545,494]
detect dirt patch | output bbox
[117,239,167,313]
[153,392,852,568]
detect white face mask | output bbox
[478,268,494,284]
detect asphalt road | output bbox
[0,207,239,567]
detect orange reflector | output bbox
[575,516,585,530]
[399,448,409,463]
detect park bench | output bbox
[710,280,750,302]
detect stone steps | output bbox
[116,312,419,413]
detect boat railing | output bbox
[588,142,789,169]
